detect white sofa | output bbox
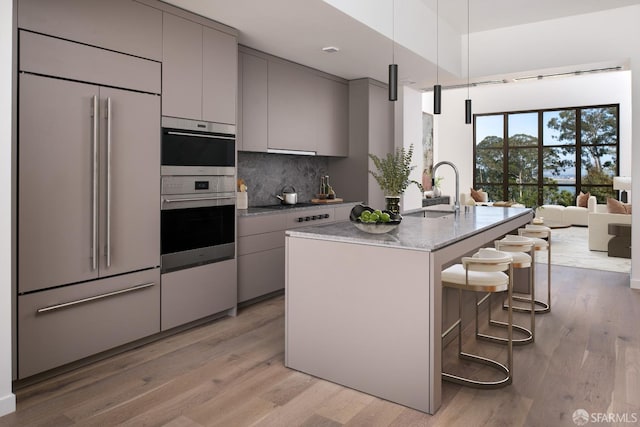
[535,195,601,226]
[460,190,488,205]
[459,191,526,208]
[588,211,632,251]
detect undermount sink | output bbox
[406,209,455,219]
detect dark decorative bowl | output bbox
[349,204,402,234]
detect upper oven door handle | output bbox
[166,131,235,141]
[163,196,234,203]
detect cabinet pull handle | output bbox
[166,131,235,141]
[36,282,156,314]
[91,95,99,271]
[106,97,112,268]
[163,196,234,203]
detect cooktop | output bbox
[258,202,317,210]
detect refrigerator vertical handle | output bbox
[91,95,98,271]
[106,97,112,268]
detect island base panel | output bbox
[285,236,434,414]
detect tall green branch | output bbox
[368,144,423,196]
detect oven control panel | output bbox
[161,175,235,195]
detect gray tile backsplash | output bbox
[237,152,329,206]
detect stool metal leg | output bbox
[442,267,514,389]
[510,233,551,314]
[484,246,534,345]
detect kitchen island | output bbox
[284,205,533,414]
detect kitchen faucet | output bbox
[432,161,460,212]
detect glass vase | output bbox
[385,196,401,215]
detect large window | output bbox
[474,105,619,207]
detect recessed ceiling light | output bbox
[322,46,340,53]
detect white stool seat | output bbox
[442,264,509,290]
[524,236,548,249]
[484,246,531,268]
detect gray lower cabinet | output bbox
[18,268,160,378]
[161,259,237,331]
[237,205,355,303]
[17,0,162,61]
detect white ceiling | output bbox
[162,0,640,90]
[420,0,640,34]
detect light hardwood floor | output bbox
[1,265,639,426]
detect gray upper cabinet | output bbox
[316,77,349,157]
[202,26,237,125]
[17,0,162,61]
[162,12,203,121]
[162,12,238,125]
[268,60,318,153]
[239,47,348,156]
[239,52,268,152]
[328,79,392,208]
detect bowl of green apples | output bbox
[349,204,401,234]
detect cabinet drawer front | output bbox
[18,268,160,378]
[333,204,357,222]
[17,0,162,61]
[20,31,161,94]
[238,248,285,303]
[238,214,287,236]
[238,231,285,256]
[161,259,237,331]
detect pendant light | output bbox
[389,0,398,101]
[433,0,441,114]
[464,0,472,124]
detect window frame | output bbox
[473,104,620,206]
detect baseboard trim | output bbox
[0,392,16,417]
[630,277,640,290]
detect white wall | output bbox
[397,86,424,212]
[423,70,633,201]
[453,4,640,288]
[0,0,16,417]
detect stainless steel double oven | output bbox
[160,117,236,273]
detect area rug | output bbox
[534,226,631,273]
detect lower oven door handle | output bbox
[163,196,234,203]
[36,282,156,314]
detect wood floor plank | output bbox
[313,387,376,424]
[253,380,343,427]
[1,267,638,427]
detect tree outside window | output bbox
[474,105,619,207]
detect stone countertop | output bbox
[285,205,534,252]
[237,201,360,217]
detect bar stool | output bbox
[441,249,514,388]
[517,224,552,314]
[487,235,536,345]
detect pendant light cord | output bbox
[467,0,470,98]
[392,0,395,64]
[436,0,439,84]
